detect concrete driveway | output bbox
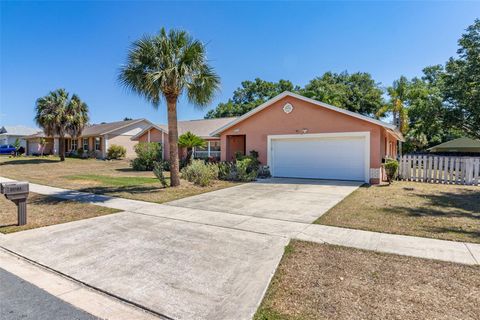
[166,178,362,223]
[0,178,359,319]
[0,212,287,320]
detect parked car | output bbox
[0,144,17,154]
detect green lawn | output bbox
[66,174,159,186]
[0,156,238,204]
[316,181,480,243]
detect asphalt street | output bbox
[0,267,97,320]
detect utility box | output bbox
[1,181,29,225]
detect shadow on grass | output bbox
[78,185,164,195]
[27,185,164,206]
[423,226,480,241]
[385,188,480,220]
[114,168,137,173]
[0,223,17,228]
[29,196,67,205]
[0,158,60,165]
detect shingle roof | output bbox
[24,119,148,139]
[157,117,237,138]
[81,119,146,136]
[428,137,480,152]
[0,125,40,136]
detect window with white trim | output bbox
[83,138,89,150]
[95,137,101,151]
[71,139,77,150]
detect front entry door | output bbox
[227,135,246,161]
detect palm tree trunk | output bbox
[59,136,65,161]
[167,97,181,187]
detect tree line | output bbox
[205,19,480,153]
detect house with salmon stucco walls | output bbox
[132,92,403,184]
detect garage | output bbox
[268,133,369,182]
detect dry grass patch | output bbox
[316,181,480,243]
[0,157,238,203]
[0,192,119,233]
[255,240,480,320]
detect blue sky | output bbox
[1,1,479,128]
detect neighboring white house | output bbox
[0,125,40,149]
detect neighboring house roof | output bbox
[428,137,480,153]
[131,117,238,140]
[25,119,152,139]
[0,125,40,136]
[210,91,405,141]
[81,118,149,137]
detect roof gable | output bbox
[210,92,399,137]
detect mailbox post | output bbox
[1,181,29,226]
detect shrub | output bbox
[257,165,271,179]
[384,159,399,184]
[218,162,236,180]
[236,158,257,182]
[107,144,126,159]
[130,142,162,171]
[181,159,219,187]
[153,161,168,187]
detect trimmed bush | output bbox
[181,160,219,187]
[384,159,399,184]
[107,144,126,159]
[130,142,162,171]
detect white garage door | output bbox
[270,135,367,181]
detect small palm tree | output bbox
[178,131,206,164]
[119,28,220,187]
[35,89,89,161]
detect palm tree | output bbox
[35,89,89,161]
[118,28,220,187]
[377,76,410,134]
[178,131,206,164]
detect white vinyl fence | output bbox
[399,155,480,186]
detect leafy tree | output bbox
[302,71,384,117]
[178,131,206,164]
[35,89,89,161]
[443,19,480,139]
[119,28,220,186]
[123,117,133,121]
[403,66,447,152]
[205,78,299,118]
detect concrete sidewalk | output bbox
[1,176,478,266]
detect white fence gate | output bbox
[398,155,480,186]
